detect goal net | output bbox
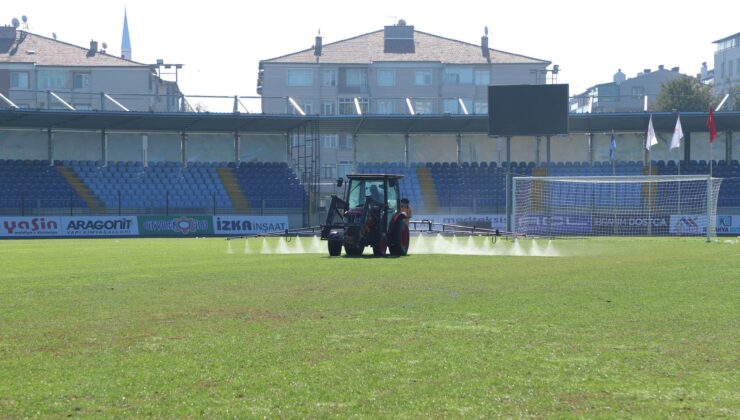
[512,175,723,239]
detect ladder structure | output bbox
[289,118,321,226]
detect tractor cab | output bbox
[321,174,409,257]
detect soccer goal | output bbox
[512,175,723,240]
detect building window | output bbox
[345,69,367,88]
[377,69,395,87]
[38,70,66,89]
[415,70,432,86]
[338,97,368,115]
[10,71,29,89]
[631,86,644,98]
[321,101,336,116]
[443,99,459,114]
[729,60,734,77]
[338,98,354,115]
[340,136,353,150]
[376,100,395,114]
[414,99,433,114]
[474,101,488,115]
[321,69,337,87]
[321,164,336,179]
[287,69,313,86]
[443,67,472,85]
[474,70,490,86]
[338,162,353,178]
[321,134,338,149]
[73,72,90,89]
[720,62,725,78]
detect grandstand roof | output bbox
[0,30,146,67]
[2,109,739,135]
[262,29,549,65]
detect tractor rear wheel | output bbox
[388,218,410,256]
[344,244,364,256]
[372,238,387,256]
[328,240,342,256]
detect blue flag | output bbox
[609,133,617,161]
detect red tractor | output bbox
[321,174,410,257]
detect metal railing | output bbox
[2,89,735,115]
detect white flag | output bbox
[646,115,658,150]
[670,116,683,150]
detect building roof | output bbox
[0,30,146,67]
[712,32,740,44]
[262,29,549,65]
[4,109,738,135]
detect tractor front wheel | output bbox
[328,240,342,256]
[389,218,410,256]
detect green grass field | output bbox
[1,237,738,417]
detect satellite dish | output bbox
[21,15,28,23]
[11,18,19,28]
[102,42,108,49]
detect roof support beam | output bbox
[48,91,75,110]
[103,93,130,112]
[0,92,19,109]
[288,96,305,116]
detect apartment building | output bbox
[0,25,181,112]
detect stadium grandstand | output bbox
[1,19,739,236]
[0,110,739,233]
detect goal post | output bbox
[511,175,723,240]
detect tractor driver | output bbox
[369,184,383,202]
[400,197,413,218]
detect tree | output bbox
[654,76,712,112]
[727,85,740,111]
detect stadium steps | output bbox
[643,166,658,175]
[416,167,439,212]
[56,166,104,212]
[216,168,251,213]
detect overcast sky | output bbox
[8,0,739,111]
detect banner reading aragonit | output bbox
[61,216,139,236]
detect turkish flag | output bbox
[707,107,717,143]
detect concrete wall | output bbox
[0,129,46,160]
[54,131,99,161]
[241,134,286,162]
[1,128,737,165]
[108,132,142,162]
[187,133,233,162]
